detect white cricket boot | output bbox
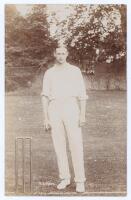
[76,182,85,193]
[57,179,70,190]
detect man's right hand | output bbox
[43,118,51,131]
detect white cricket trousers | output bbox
[48,98,86,183]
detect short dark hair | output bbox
[55,46,68,53]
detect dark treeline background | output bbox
[5,4,126,92]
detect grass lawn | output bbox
[5,91,127,196]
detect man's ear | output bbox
[54,52,56,57]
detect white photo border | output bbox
[0,0,130,200]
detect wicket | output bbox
[15,137,32,194]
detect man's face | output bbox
[54,48,68,64]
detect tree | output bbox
[5,4,57,91]
[66,5,126,66]
[48,4,126,68]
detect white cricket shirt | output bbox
[41,63,88,101]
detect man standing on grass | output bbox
[41,46,88,193]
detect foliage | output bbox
[5,4,126,91]
[5,5,57,91]
[48,5,126,65]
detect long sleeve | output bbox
[77,68,88,100]
[41,70,51,99]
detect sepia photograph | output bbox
[5,3,127,196]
